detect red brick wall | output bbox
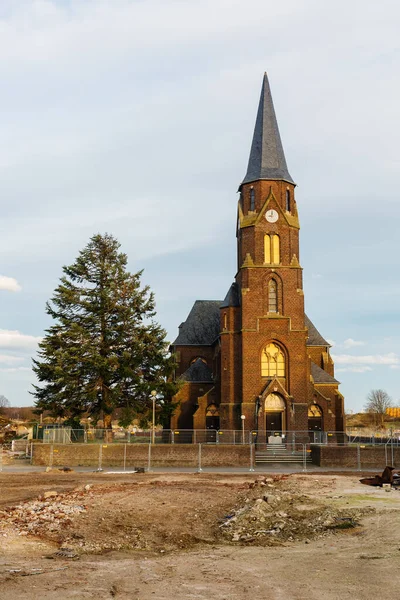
[311,445,400,468]
[32,443,250,468]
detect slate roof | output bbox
[172,300,221,346]
[305,315,330,347]
[173,302,330,351]
[242,73,294,186]
[181,358,214,383]
[311,361,339,384]
[220,282,241,308]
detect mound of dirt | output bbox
[0,475,372,556]
[219,476,370,545]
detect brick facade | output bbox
[170,74,345,440]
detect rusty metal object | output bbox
[360,466,400,487]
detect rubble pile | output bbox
[219,476,366,545]
[0,486,93,538]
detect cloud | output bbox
[332,353,399,366]
[0,275,22,292]
[0,330,42,350]
[336,366,373,374]
[0,354,24,365]
[0,367,32,373]
[389,365,400,370]
[341,338,365,349]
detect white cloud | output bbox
[336,366,373,374]
[0,275,22,292]
[0,330,41,349]
[0,354,24,365]
[341,338,365,349]
[389,365,400,370]
[332,353,399,366]
[0,367,32,373]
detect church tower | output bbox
[171,74,344,440]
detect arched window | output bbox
[261,343,285,377]
[264,234,280,264]
[250,188,255,211]
[286,189,291,212]
[268,279,278,313]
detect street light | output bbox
[241,414,246,445]
[151,390,157,444]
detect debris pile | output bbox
[219,476,365,545]
[0,486,92,538]
[360,466,400,488]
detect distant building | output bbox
[170,74,344,440]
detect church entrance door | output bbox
[266,411,282,435]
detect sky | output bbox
[0,0,399,412]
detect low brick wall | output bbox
[31,443,250,468]
[311,445,400,468]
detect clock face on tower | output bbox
[265,209,279,223]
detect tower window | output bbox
[264,234,280,264]
[268,279,278,313]
[250,188,255,211]
[261,343,285,377]
[286,189,291,212]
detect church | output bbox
[170,74,344,441]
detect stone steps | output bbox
[255,445,312,464]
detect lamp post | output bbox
[241,414,246,445]
[151,390,157,445]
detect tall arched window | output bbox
[286,189,291,212]
[250,188,255,211]
[261,343,285,377]
[264,234,280,264]
[268,279,278,313]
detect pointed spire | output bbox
[242,73,294,185]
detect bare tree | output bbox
[364,389,393,429]
[0,395,10,415]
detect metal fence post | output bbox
[147,442,152,472]
[123,444,127,471]
[49,443,54,470]
[391,431,394,466]
[302,444,307,473]
[249,442,255,472]
[197,443,203,473]
[97,444,103,472]
[357,444,361,471]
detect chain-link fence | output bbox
[35,428,400,446]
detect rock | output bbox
[43,491,58,499]
[84,484,91,491]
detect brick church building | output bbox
[170,74,344,439]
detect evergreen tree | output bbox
[32,233,179,428]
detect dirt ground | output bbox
[0,471,399,599]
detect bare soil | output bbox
[0,471,399,599]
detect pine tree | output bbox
[32,233,179,429]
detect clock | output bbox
[265,209,279,223]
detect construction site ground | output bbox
[0,471,399,599]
